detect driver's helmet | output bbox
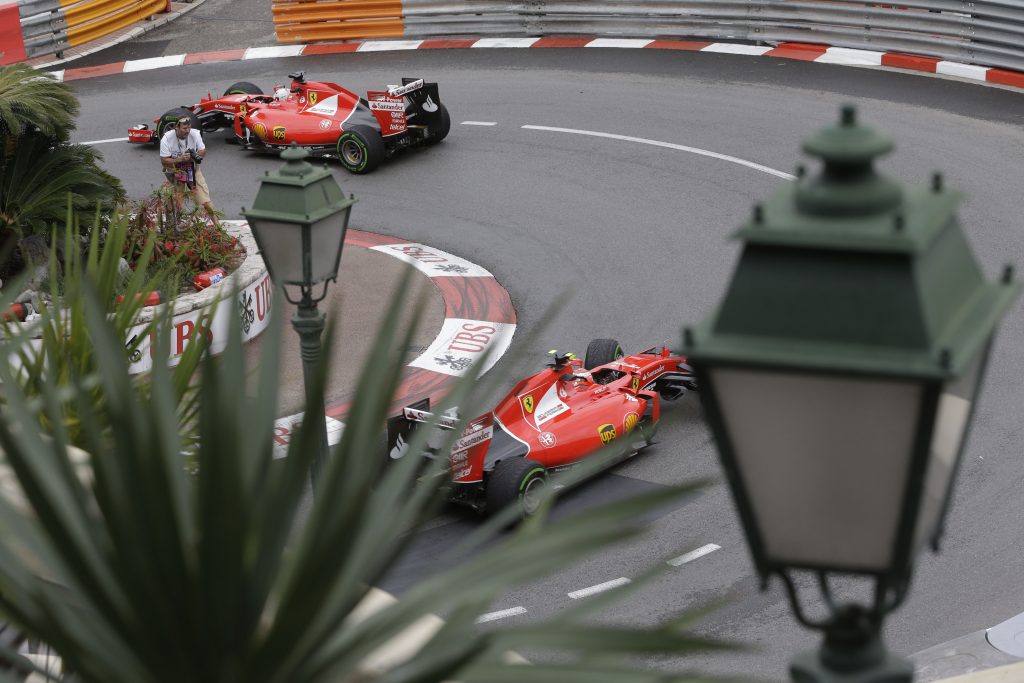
[273,86,289,101]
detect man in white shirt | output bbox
[159,116,219,225]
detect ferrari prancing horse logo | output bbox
[631,376,640,392]
[308,91,318,105]
[521,395,535,414]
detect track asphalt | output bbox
[26,0,521,442]
[23,7,1024,679]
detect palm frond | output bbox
[0,65,77,141]
[0,137,124,234]
[0,261,735,683]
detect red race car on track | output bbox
[128,71,449,174]
[386,339,697,516]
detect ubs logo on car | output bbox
[273,126,286,141]
[521,395,535,414]
[598,423,616,445]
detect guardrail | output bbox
[270,1,1024,73]
[1,0,169,65]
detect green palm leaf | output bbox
[0,64,77,142]
[0,137,123,235]
[0,266,734,683]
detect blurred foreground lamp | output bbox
[684,106,1018,682]
[243,144,356,493]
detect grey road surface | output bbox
[69,45,1024,682]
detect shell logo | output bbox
[624,412,639,433]
[252,123,267,139]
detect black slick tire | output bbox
[486,458,547,517]
[336,125,385,174]
[584,338,624,370]
[222,81,263,96]
[157,107,200,140]
[425,103,450,146]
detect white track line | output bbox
[81,137,126,145]
[522,125,795,180]
[476,606,527,623]
[586,38,654,49]
[358,40,423,52]
[568,577,631,599]
[462,121,498,126]
[243,46,304,59]
[472,37,540,48]
[123,55,185,72]
[667,543,721,567]
[702,44,772,56]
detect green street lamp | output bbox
[684,106,1018,683]
[243,144,356,494]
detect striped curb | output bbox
[46,38,1024,92]
[271,228,516,457]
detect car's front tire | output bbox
[336,125,385,174]
[157,107,200,140]
[584,338,624,371]
[223,81,263,96]
[486,458,547,517]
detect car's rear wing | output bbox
[385,398,459,461]
[390,77,443,125]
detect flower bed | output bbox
[125,186,244,294]
[124,220,272,374]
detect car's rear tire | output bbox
[425,103,450,146]
[223,81,262,96]
[157,107,200,140]
[336,125,385,174]
[487,458,547,517]
[584,338,624,370]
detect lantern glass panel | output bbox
[249,219,305,285]
[913,346,986,551]
[711,368,922,572]
[308,213,347,284]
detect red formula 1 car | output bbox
[386,339,697,516]
[127,71,450,174]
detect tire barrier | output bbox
[1,0,168,65]
[271,1,1024,74]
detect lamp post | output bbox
[684,106,1018,683]
[243,144,356,494]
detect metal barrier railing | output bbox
[272,0,403,44]
[1,0,169,65]
[269,1,1024,73]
